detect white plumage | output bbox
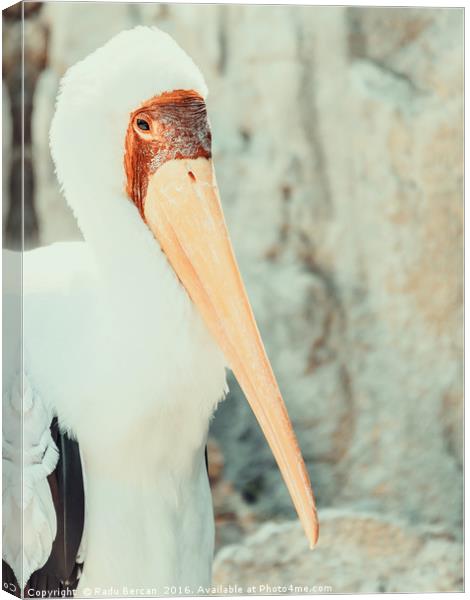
[3,367,58,587]
[5,27,227,594]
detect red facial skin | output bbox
[124,90,212,219]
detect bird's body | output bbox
[23,235,225,593]
[3,26,318,597]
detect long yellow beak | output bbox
[144,157,319,548]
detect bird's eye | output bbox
[136,118,150,131]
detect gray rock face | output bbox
[213,510,463,593]
[10,4,462,592]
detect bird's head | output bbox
[124,89,211,217]
[50,26,318,548]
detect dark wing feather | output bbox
[42,418,85,585]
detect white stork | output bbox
[2,26,318,597]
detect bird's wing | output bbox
[37,418,85,587]
[3,244,91,593]
[2,372,86,593]
[3,371,59,588]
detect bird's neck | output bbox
[71,187,226,466]
[80,190,182,303]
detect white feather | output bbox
[3,371,59,587]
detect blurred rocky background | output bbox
[2,3,463,593]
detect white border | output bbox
[0,1,465,599]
